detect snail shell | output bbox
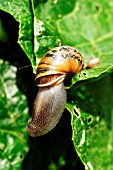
[27,46,84,137]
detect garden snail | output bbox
[27,46,84,137]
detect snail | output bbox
[27,46,84,137]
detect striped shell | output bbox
[27,46,84,137]
[36,46,84,87]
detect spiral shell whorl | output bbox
[35,46,84,87]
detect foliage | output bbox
[0,0,113,169]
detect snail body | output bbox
[27,46,84,137]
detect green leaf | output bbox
[0,60,29,170]
[66,75,113,170]
[0,0,35,71]
[1,0,113,76]
[34,0,113,79]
